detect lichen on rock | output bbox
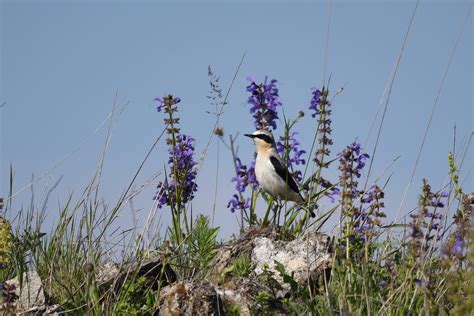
[252,231,332,288]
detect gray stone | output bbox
[6,270,45,311]
[96,261,120,291]
[96,258,176,294]
[216,277,279,316]
[210,226,280,283]
[251,231,331,289]
[160,281,225,315]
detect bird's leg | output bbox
[276,198,284,227]
[272,198,280,226]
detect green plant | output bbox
[115,276,157,315]
[274,260,326,315]
[230,254,253,278]
[187,215,219,278]
[226,302,241,316]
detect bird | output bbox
[244,129,315,217]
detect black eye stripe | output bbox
[254,134,273,144]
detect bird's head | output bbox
[244,129,275,152]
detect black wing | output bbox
[270,156,300,194]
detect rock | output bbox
[160,281,225,315]
[96,261,120,292]
[210,226,280,283]
[6,270,45,311]
[96,257,177,294]
[251,231,331,289]
[208,227,331,314]
[216,277,287,316]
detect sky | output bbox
[1,0,472,241]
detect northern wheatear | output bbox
[245,129,315,217]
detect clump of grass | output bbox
[187,215,219,278]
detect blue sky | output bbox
[1,0,472,239]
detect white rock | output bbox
[251,232,331,289]
[6,270,45,311]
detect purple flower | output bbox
[337,141,370,179]
[433,199,445,208]
[153,97,163,112]
[356,225,370,233]
[414,278,428,288]
[452,235,464,256]
[0,282,18,304]
[227,194,250,213]
[231,158,258,193]
[308,88,322,118]
[356,153,370,170]
[332,142,387,244]
[276,131,306,182]
[246,77,282,130]
[153,185,169,207]
[442,232,467,260]
[231,176,246,193]
[379,279,389,288]
[153,95,181,113]
[361,195,374,204]
[155,134,198,208]
[227,157,258,213]
[407,179,445,258]
[247,162,257,187]
[328,187,341,203]
[336,140,370,199]
[328,140,371,204]
[310,87,334,169]
[360,185,378,204]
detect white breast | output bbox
[255,151,300,202]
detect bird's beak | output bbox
[244,134,254,138]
